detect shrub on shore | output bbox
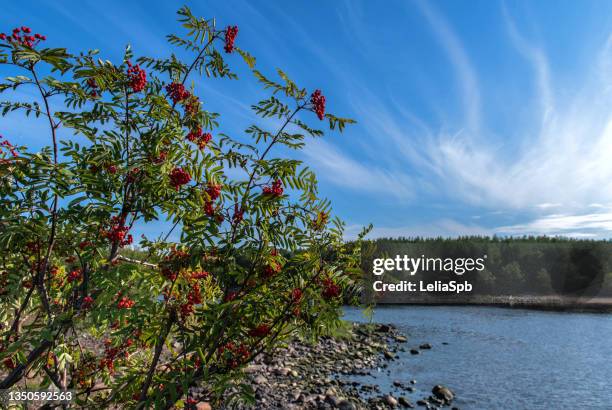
[0,8,363,408]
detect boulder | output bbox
[431,385,454,403]
[384,395,398,407]
[325,394,342,407]
[398,396,414,408]
[337,399,357,410]
[377,324,391,333]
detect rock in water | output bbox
[385,394,398,407]
[431,385,454,403]
[337,399,356,410]
[398,396,414,408]
[419,343,432,350]
[377,324,391,333]
[410,349,420,355]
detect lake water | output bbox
[342,305,612,409]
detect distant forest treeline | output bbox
[362,236,612,297]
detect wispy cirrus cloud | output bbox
[301,2,612,237]
[303,139,415,200]
[414,0,481,132]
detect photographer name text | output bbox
[371,255,486,294]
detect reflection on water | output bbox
[343,306,612,409]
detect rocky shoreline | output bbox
[228,322,458,410]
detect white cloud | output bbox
[497,210,612,237]
[303,139,415,200]
[503,5,554,123]
[536,203,562,209]
[299,3,612,238]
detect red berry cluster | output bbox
[218,341,249,369]
[174,264,211,318]
[206,182,222,200]
[126,167,142,183]
[312,211,329,231]
[160,248,190,281]
[224,26,238,53]
[321,278,341,299]
[262,179,283,197]
[186,127,212,150]
[310,89,326,120]
[103,216,133,247]
[0,136,18,158]
[79,240,92,250]
[0,27,46,47]
[126,61,146,92]
[184,95,200,117]
[203,201,214,217]
[232,204,244,224]
[117,295,135,309]
[152,150,168,164]
[3,357,16,370]
[74,357,97,388]
[248,323,271,338]
[180,282,202,318]
[67,269,82,283]
[86,78,99,97]
[169,167,191,190]
[191,270,209,280]
[291,288,303,304]
[224,291,237,302]
[204,182,222,217]
[82,295,94,309]
[99,338,133,372]
[262,260,281,278]
[165,82,190,104]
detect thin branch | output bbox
[114,255,158,268]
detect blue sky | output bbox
[4,0,612,239]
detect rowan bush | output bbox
[0,7,363,408]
